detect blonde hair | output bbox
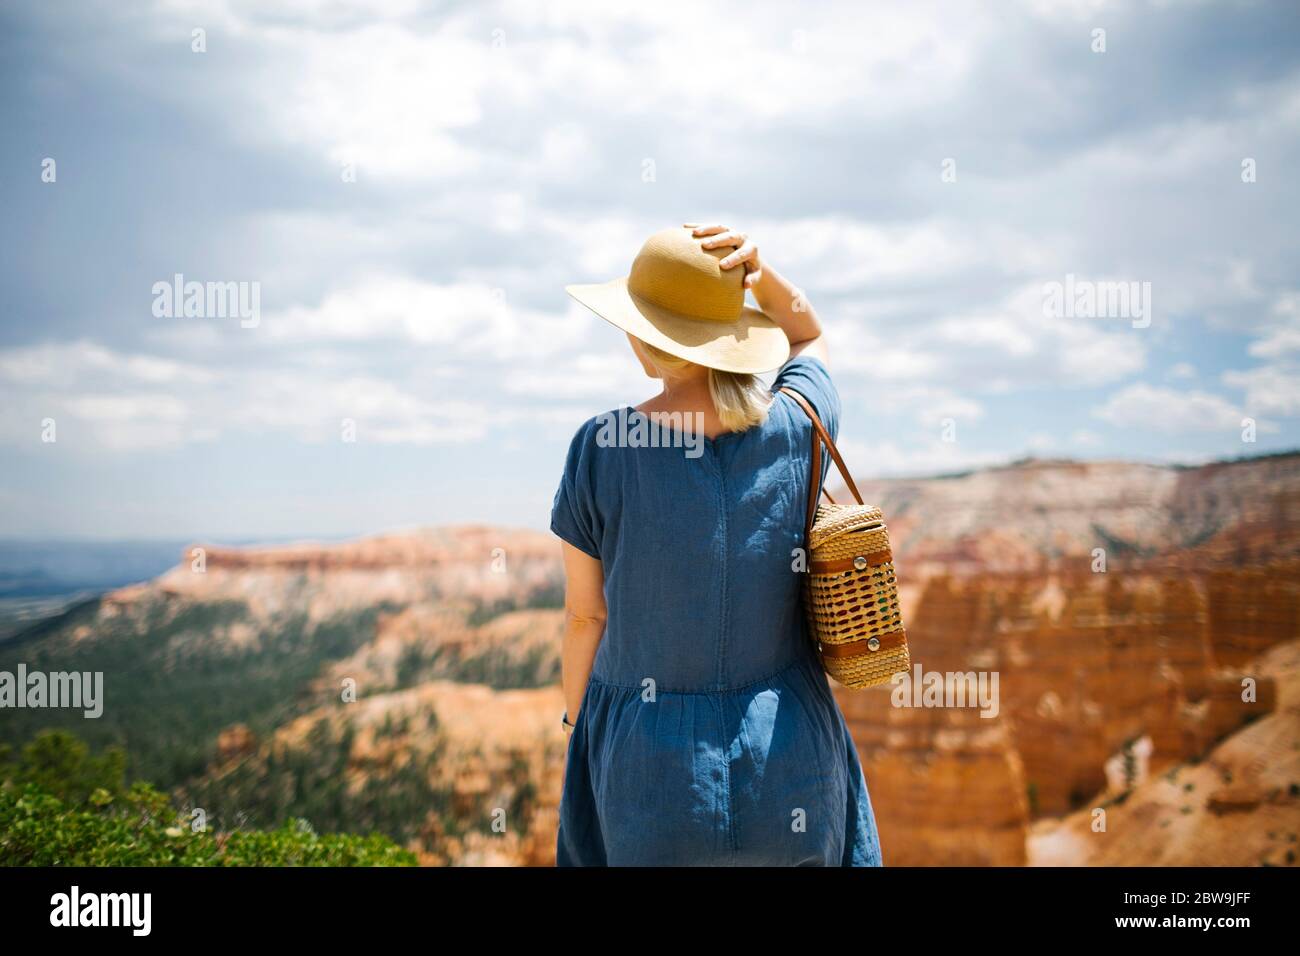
[639,342,773,432]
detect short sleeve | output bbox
[549,417,603,560]
[771,354,841,443]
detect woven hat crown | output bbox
[626,227,744,324]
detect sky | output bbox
[1,0,1298,541]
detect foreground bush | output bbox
[0,782,417,866]
[0,731,416,867]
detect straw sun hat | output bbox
[565,226,791,374]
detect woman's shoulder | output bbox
[568,407,624,445]
[769,354,839,435]
[560,407,627,472]
[770,353,834,395]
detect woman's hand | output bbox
[684,223,763,289]
[684,221,827,365]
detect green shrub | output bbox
[0,729,127,804]
[0,782,415,866]
[0,731,415,867]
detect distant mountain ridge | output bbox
[841,450,1300,574]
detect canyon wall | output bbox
[836,565,1298,864]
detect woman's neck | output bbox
[636,373,729,439]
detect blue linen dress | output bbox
[549,355,883,866]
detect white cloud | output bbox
[505,350,645,401]
[0,340,216,389]
[1091,383,1247,432]
[837,435,1005,479]
[120,1,996,185]
[1222,365,1300,419]
[260,275,595,361]
[0,341,502,450]
[250,22,490,180]
[1209,290,1300,422]
[761,217,1063,293]
[877,385,985,430]
[833,283,1146,393]
[64,393,190,423]
[1246,292,1300,359]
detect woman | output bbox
[550,223,882,866]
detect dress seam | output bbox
[713,452,728,691]
[714,462,738,857]
[716,696,738,860]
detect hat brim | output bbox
[565,277,791,374]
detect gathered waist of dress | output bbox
[587,649,820,696]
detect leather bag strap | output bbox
[778,386,864,540]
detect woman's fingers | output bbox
[703,232,747,256]
[686,225,760,275]
[717,238,757,269]
[687,223,729,237]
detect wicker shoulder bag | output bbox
[779,387,910,689]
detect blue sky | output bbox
[1,0,1297,540]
